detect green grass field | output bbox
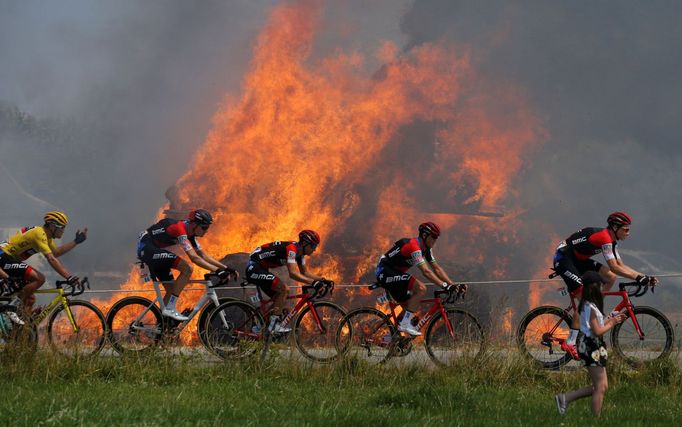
[2,349,680,426]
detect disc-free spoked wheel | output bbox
[336,308,396,364]
[294,301,346,362]
[106,296,162,354]
[48,300,107,357]
[611,306,675,367]
[425,308,484,367]
[206,300,263,359]
[517,306,573,369]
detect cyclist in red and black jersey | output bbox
[246,230,331,333]
[553,211,657,358]
[137,209,237,321]
[375,222,462,336]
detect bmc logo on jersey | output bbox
[386,274,410,283]
[250,273,275,280]
[152,253,176,260]
[387,247,401,258]
[2,263,27,269]
[151,228,166,235]
[258,251,276,259]
[571,237,587,245]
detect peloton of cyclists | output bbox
[137,209,238,321]
[552,211,657,359]
[246,230,333,333]
[0,211,86,321]
[375,222,465,336]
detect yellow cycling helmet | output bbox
[44,211,69,227]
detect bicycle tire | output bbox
[335,308,396,364]
[517,306,573,369]
[0,317,38,358]
[106,296,162,354]
[293,301,346,363]
[425,308,484,367]
[205,300,263,359]
[610,306,675,367]
[197,297,239,349]
[47,300,107,357]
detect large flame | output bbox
[173,0,543,281]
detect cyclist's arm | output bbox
[429,261,454,285]
[185,247,219,271]
[605,258,645,281]
[286,262,315,284]
[417,262,445,287]
[53,240,77,257]
[297,263,325,281]
[44,252,72,279]
[196,249,226,271]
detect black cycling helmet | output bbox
[188,209,213,226]
[607,211,632,228]
[418,221,441,238]
[298,229,321,246]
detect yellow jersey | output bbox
[0,226,57,261]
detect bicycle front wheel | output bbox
[335,308,395,364]
[106,296,162,354]
[48,300,107,357]
[517,306,573,369]
[197,297,239,349]
[611,306,675,367]
[294,301,346,362]
[205,300,263,359]
[425,308,484,367]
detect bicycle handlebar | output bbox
[56,277,90,297]
[618,281,653,298]
[204,273,228,289]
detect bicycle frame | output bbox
[383,292,454,337]
[1,288,79,332]
[130,279,225,337]
[549,285,646,344]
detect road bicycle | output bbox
[0,277,107,357]
[205,280,345,362]
[335,283,484,366]
[517,280,675,369]
[106,271,235,354]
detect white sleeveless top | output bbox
[580,301,604,338]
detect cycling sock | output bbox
[400,310,414,326]
[567,329,579,345]
[269,315,280,331]
[167,294,179,311]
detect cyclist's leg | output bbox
[598,264,616,292]
[141,246,187,317]
[379,267,422,335]
[246,262,288,328]
[8,263,45,314]
[553,252,583,356]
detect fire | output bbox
[102,0,547,346]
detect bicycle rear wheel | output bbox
[335,308,395,364]
[611,306,675,367]
[517,306,573,369]
[48,300,107,357]
[425,308,484,367]
[197,297,239,349]
[106,296,162,354]
[294,301,345,362]
[205,300,263,359]
[0,316,38,358]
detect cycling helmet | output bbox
[607,211,632,227]
[418,221,441,238]
[298,229,321,246]
[44,211,69,227]
[188,209,213,226]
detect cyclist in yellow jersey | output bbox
[0,211,87,315]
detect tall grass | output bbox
[2,349,680,426]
